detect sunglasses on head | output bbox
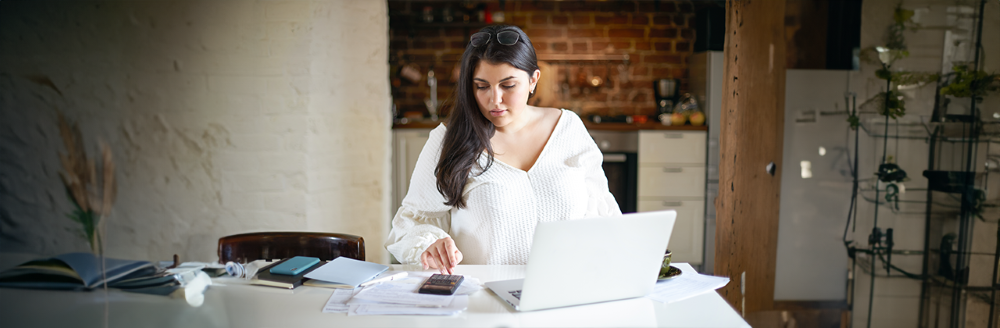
[469,31,520,47]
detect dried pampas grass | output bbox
[58,112,116,253]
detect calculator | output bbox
[417,274,464,295]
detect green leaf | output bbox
[894,8,915,25]
[893,71,939,86]
[847,115,860,130]
[940,64,1000,98]
[860,90,907,119]
[65,191,100,251]
[876,68,893,80]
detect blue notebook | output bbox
[303,257,388,288]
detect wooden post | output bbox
[715,0,787,315]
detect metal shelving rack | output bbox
[918,121,996,328]
[846,2,997,327]
[917,1,997,327]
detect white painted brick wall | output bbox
[0,0,390,264]
[265,2,311,22]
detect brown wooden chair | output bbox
[217,232,365,264]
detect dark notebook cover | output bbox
[250,259,322,289]
[0,252,157,290]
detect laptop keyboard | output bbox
[509,290,522,300]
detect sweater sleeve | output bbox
[569,112,623,217]
[384,125,454,264]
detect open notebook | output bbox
[0,252,158,290]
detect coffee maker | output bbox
[653,79,679,116]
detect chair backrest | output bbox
[217,232,365,264]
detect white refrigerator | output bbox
[690,51,851,301]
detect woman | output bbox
[385,25,620,274]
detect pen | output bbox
[359,272,408,287]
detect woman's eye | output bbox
[502,84,516,89]
[475,85,488,90]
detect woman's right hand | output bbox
[421,237,463,274]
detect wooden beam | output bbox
[715,0,787,315]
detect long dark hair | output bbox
[435,25,539,208]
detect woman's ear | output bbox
[530,69,541,90]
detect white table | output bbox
[0,264,750,327]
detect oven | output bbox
[589,131,638,213]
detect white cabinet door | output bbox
[638,131,707,165]
[392,130,431,213]
[637,165,707,197]
[638,199,705,264]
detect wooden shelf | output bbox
[537,54,630,62]
[391,22,488,29]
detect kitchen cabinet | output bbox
[392,129,432,215]
[637,166,707,198]
[638,199,705,264]
[637,131,707,265]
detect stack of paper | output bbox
[646,263,730,304]
[321,271,481,316]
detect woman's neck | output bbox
[494,106,540,136]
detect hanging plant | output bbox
[849,4,935,129]
[939,64,1000,99]
[878,69,939,87]
[860,90,906,119]
[860,70,939,120]
[857,4,919,67]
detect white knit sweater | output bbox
[384,110,622,265]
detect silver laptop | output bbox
[485,210,676,311]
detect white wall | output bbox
[0,1,392,264]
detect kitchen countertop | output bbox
[582,122,708,131]
[392,120,708,131]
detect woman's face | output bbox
[472,61,539,129]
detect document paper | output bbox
[322,288,360,313]
[351,276,455,307]
[320,272,479,315]
[349,296,469,316]
[389,271,483,295]
[646,263,730,304]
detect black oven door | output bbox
[601,152,637,213]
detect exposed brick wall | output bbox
[389,0,696,118]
